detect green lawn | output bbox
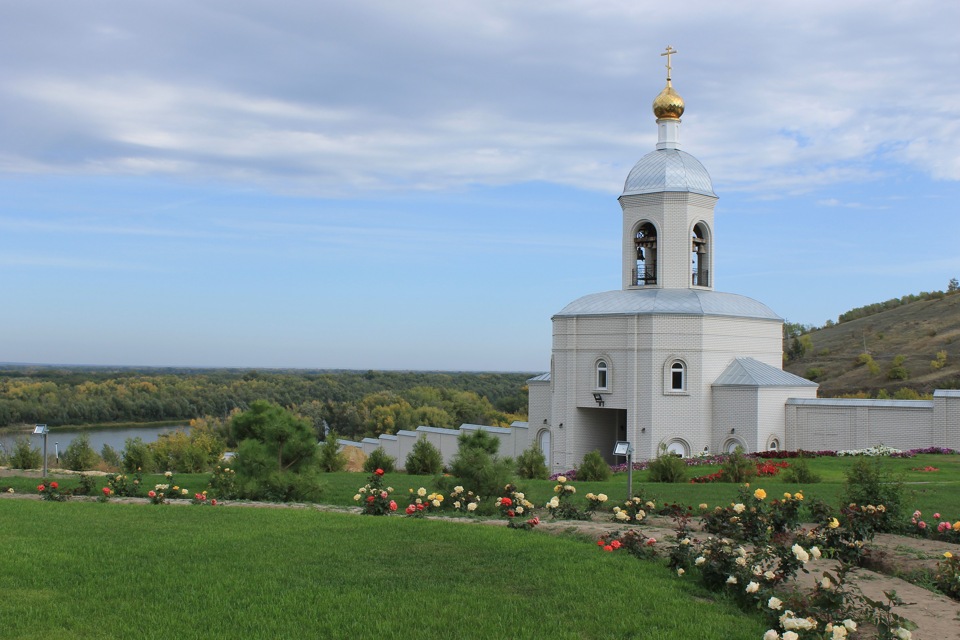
[1,500,767,640]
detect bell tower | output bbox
[619,46,718,291]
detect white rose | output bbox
[791,544,810,564]
[745,581,759,594]
[810,546,822,559]
[725,576,737,585]
[695,556,705,566]
[762,631,779,640]
[894,628,911,640]
[767,596,783,610]
[782,633,799,640]
[842,620,857,632]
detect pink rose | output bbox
[374,468,384,476]
[37,484,45,492]
[148,490,157,498]
[389,500,397,511]
[50,481,59,489]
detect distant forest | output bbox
[0,367,534,441]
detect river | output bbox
[0,425,189,459]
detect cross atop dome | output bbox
[653,45,685,121]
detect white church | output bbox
[342,50,960,471]
[525,47,818,469]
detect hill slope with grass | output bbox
[783,291,960,397]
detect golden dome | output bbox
[652,82,684,120]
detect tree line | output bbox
[0,368,532,439]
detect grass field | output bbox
[1,500,767,640]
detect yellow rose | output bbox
[557,475,567,483]
[828,518,840,529]
[795,492,804,501]
[754,489,767,500]
[945,552,953,559]
[784,493,792,500]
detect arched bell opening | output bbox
[634,222,658,286]
[691,222,710,287]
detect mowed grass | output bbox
[1,500,767,640]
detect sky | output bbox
[2,1,959,372]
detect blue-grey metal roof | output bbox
[934,390,960,399]
[528,372,551,382]
[786,397,933,409]
[554,289,781,321]
[622,149,716,197]
[713,357,818,388]
[415,425,460,436]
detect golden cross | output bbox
[661,45,677,82]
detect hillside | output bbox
[783,292,960,397]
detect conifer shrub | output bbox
[646,445,687,483]
[62,434,100,471]
[449,430,514,498]
[576,449,612,482]
[10,437,42,470]
[405,436,443,475]
[515,444,549,480]
[720,447,755,483]
[780,454,821,484]
[362,447,396,474]
[100,444,122,470]
[317,433,346,472]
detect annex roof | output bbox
[713,357,818,388]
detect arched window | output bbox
[768,438,780,451]
[596,360,608,390]
[671,361,685,391]
[691,222,710,287]
[664,439,689,458]
[634,222,657,286]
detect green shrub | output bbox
[62,435,100,471]
[151,425,225,473]
[780,455,821,484]
[577,449,611,482]
[804,367,824,380]
[646,445,687,483]
[10,437,42,469]
[317,433,346,473]
[449,430,514,497]
[362,447,396,474]
[100,444,121,469]
[720,447,755,483]
[843,457,902,531]
[405,436,443,475]
[887,354,909,380]
[238,469,325,503]
[515,444,549,480]
[122,437,153,473]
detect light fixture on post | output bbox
[613,441,634,501]
[33,424,49,478]
[593,393,605,407]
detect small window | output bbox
[768,439,780,451]
[671,362,685,391]
[596,360,608,390]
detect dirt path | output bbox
[5,488,960,638]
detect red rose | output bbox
[50,481,58,489]
[148,490,157,498]
[211,499,217,506]
[501,497,512,506]
[603,545,614,552]
[507,510,515,518]
[366,495,375,503]
[102,487,111,495]
[37,484,45,492]
[405,505,416,514]
[611,540,622,549]
[597,539,605,546]
[375,468,384,476]
[389,500,397,511]
[417,503,425,511]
